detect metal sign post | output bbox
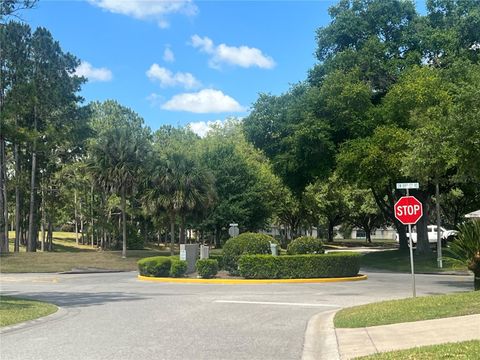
[395,183,422,298]
[406,188,416,298]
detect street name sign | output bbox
[396,183,419,190]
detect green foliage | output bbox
[126,225,144,250]
[222,232,274,274]
[169,259,187,278]
[196,259,219,279]
[238,253,361,279]
[445,220,480,290]
[137,256,171,277]
[208,254,224,270]
[287,236,324,255]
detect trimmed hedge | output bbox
[196,259,219,279]
[287,236,324,255]
[138,256,187,277]
[170,259,187,277]
[222,232,276,274]
[209,254,224,270]
[238,253,361,279]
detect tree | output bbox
[88,102,149,258]
[337,126,412,250]
[199,120,281,244]
[444,220,480,290]
[344,187,385,243]
[145,151,215,254]
[304,173,349,242]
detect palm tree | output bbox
[145,152,216,255]
[444,220,480,290]
[89,127,145,258]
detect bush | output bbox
[209,254,224,270]
[196,259,219,279]
[287,236,324,255]
[137,256,171,277]
[127,225,144,250]
[222,232,275,274]
[169,259,187,277]
[238,253,361,279]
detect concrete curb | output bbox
[138,274,367,284]
[302,309,340,360]
[0,306,68,334]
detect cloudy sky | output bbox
[20,0,338,134]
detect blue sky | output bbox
[19,0,423,135]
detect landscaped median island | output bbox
[355,340,480,360]
[334,291,480,328]
[137,233,364,282]
[0,296,57,327]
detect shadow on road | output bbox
[2,291,147,308]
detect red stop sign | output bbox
[394,196,423,225]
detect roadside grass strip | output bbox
[361,250,462,273]
[138,274,367,284]
[0,296,57,327]
[334,291,480,328]
[354,340,480,360]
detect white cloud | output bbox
[88,0,198,28]
[146,93,164,107]
[146,64,201,89]
[162,89,245,113]
[75,61,112,82]
[188,120,222,137]
[190,35,275,69]
[163,47,175,62]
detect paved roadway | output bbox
[0,271,473,360]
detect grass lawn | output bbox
[355,340,480,359]
[334,291,480,328]
[360,249,465,273]
[2,231,174,272]
[0,249,172,273]
[0,295,58,327]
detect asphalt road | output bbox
[0,271,473,360]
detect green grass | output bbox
[355,340,480,359]
[334,291,480,328]
[361,250,464,273]
[0,249,172,273]
[0,295,58,327]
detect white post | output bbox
[407,188,416,298]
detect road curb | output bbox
[0,306,68,334]
[302,309,340,360]
[137,274,367,284]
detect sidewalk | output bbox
[303,313,480,360]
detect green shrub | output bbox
[222,232,275,274]
[169,259,187,277]
[287,236,324,255]
[238,253,361,279]
[137,256,171,277]
[196,259,219,279]
[209,254,224,270]
[127,225,144,250]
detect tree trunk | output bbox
[90,184,94,248]
[1,138,8,252]
[365,226,372,243]
[40,187,46,251]
[121,186,127,258]
[474,270,480,291]
[170,216,175,256]
[14,135,21,252]
[180,215,186,244]
[327,221,334,242]
[414,191,431,256]
[0,137,6,254]
[47,221,53,251]
[27,107,38,252]
[74,189,79,245]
